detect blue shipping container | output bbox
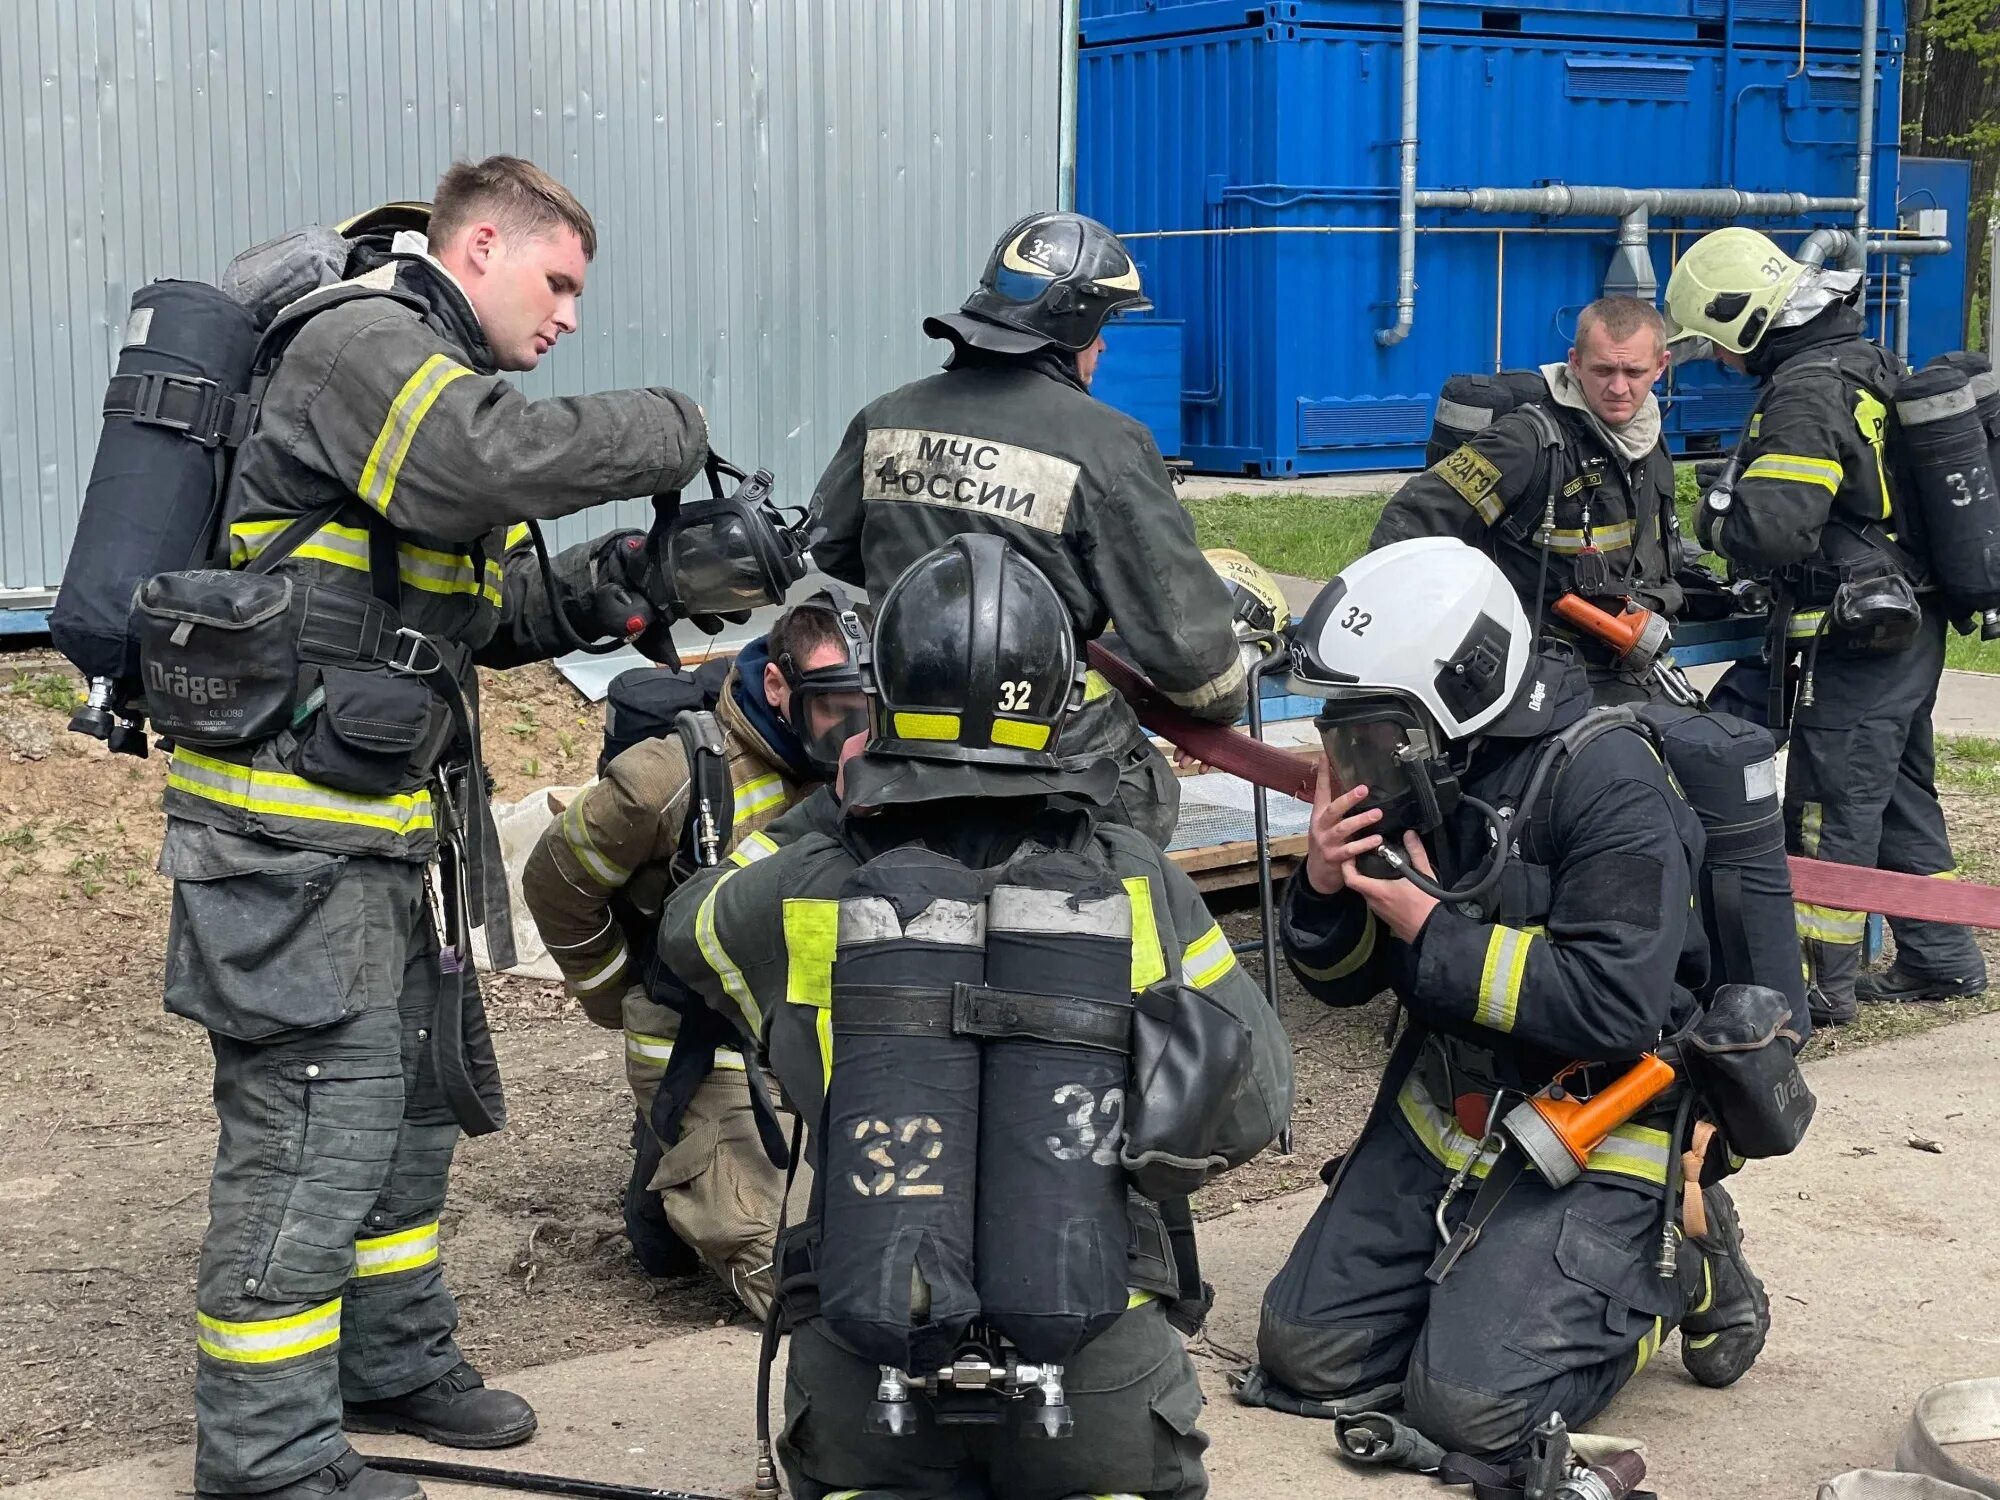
[1076,3,1956,476]
[1092,319,1187,458]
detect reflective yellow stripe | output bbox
[1123,876,1167,991]
[695,868,760,1039]
[1801,801,1824,858]
[733,774,787,821]
[1855,389,1892,519]
[625,1032,747,1071]
[991,717,1053,751]
[561,802,630,887]
[1125,1291,1155,1310]
[1788,608,1827,640]
[1083,669,1114,703]
[231,518,502,606]
[354,1220,439,1278]
[782,898,840,1088]
[359,354,474,514]
[197,1297,342,1365]
[1692,1257,1714,1316]
[1475,925,1534,1033]
[573,944,630,995]
[168,747,434,835]
[1546,520,1636,554]
[1294,909,1378,983]
[1181,922,1238,988]
[1632,1315,1664,1373]
[729,830,780,867]
[892,712,961,742]
[505,523,530,549]
[1397,1076,1670,1185]
[1795,901,1866,945]
[1742,453,1843,494]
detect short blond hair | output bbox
[429,155,597,260]
[1576,296,1667,354]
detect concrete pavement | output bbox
[13,1013,1999,1500]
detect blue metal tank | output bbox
[1076,0,1956,475]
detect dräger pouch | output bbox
[134,569,302,747]
[1120,981,1254,1201]
[1830,565,1920,654]
[1684,982,1815,1158]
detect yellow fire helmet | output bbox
[1206,547,1289,647]
[1663,226,1808,356]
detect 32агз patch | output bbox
[863,428,1082,535]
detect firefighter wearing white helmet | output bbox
[1241,537,1771,1457]
[1667,226,1987,1023]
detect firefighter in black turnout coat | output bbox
[809,212,1248,846]
[1238,539,1770,1461]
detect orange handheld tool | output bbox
[1498,1053,1677,1188]
[1551,593,1672,673]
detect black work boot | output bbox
[625,1111,701,1277]
[344,1361,537,1449]
[199,1444,423,1500]
[1855,964,1986,1004]
[1679,1184,1770,1388]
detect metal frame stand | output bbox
[1230,644,1294,1153]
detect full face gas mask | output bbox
[651,455,814,620]
[777,590,872,778]
[1314,688,1512,907]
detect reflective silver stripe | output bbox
[1181,922,1238,988]
[1796,902,1866,944]
[561,802,630,887]
[1435,397,1498,432]
[353,1221,439,1278]
[1899,385,1979,425]
[1475,925,1533,1032]
[1398,1075,1669,1184]
[1161,651,1248,714]
[729,831,780,867]
[197,1297,342,1364]
[1967,368,2000,404]
[574,944,630,994]
[626,1032,748,1072]
[734,774,786,821]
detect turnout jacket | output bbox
[163,254,710,865]
[522,666,810,1028]
[810,353,1247,764]
[1281,657,1706,1188]
[1710,306,1907,589]
[658,794,1294,1293]
[1375,387,1682,634]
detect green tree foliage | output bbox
[1904,0,2000,345]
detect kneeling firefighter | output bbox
[658,534,1293,1500]
[520,595,868,1316]
[57,160,811,1500]
[1667,226,1990,1023]
[1241,539,1814,1468]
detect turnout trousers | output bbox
[1250,1092,1693,1460]
[778,1299,1208,1500]
[1786,603,1986,1007]
[162,823,473,1495]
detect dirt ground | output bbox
[1,647,1995,1485]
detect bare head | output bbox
[427,156,597,372]
[1568,297,1669,429]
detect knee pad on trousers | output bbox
[366,1121,457,1229]
[1252,1303,1401,1411]
[1402,1359,1536,1462]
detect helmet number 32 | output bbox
[999,679,1034,711]
[1340,605,1373,637]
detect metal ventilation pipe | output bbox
[1798,227,1863,269]
[1855,0,1879,239]
[1415,185,1861,217]
[1376,0,1420,346]
[1604,204,1657,299]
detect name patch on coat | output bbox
[862,428,1081,534]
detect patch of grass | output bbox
[1809,987,2000,1056]
[0,826,36,852]
[6,671,79,714]
[1945,626,2000,674]
[1936,734,2000,791]
[521,756,541,780]
[1187,494,1388,581]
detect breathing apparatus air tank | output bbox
[974,854,1135,1436]
[1894,362,2000,614]
[818,848,985,1385]
[1925,352,2000,637]
[1424,370,1553,467]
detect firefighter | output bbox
[809,211,1248,846]
[1373,297,1685,704]
[657,535,1292,1499]
[161,157,715,1500]
[1239,539,1769,1460]
[1665,226,1987,1024]
[520,598,867,1319]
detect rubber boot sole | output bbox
[342,1409,539,1450]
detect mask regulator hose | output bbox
[1357,794,1512,909]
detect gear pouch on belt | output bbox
[1120,981,1253,1201]
[134,570,300,746]
[286,665,436,796]
[1831,566,1920,653]
[1684,983,1815,1158]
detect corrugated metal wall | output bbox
[0,0,1063,596]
